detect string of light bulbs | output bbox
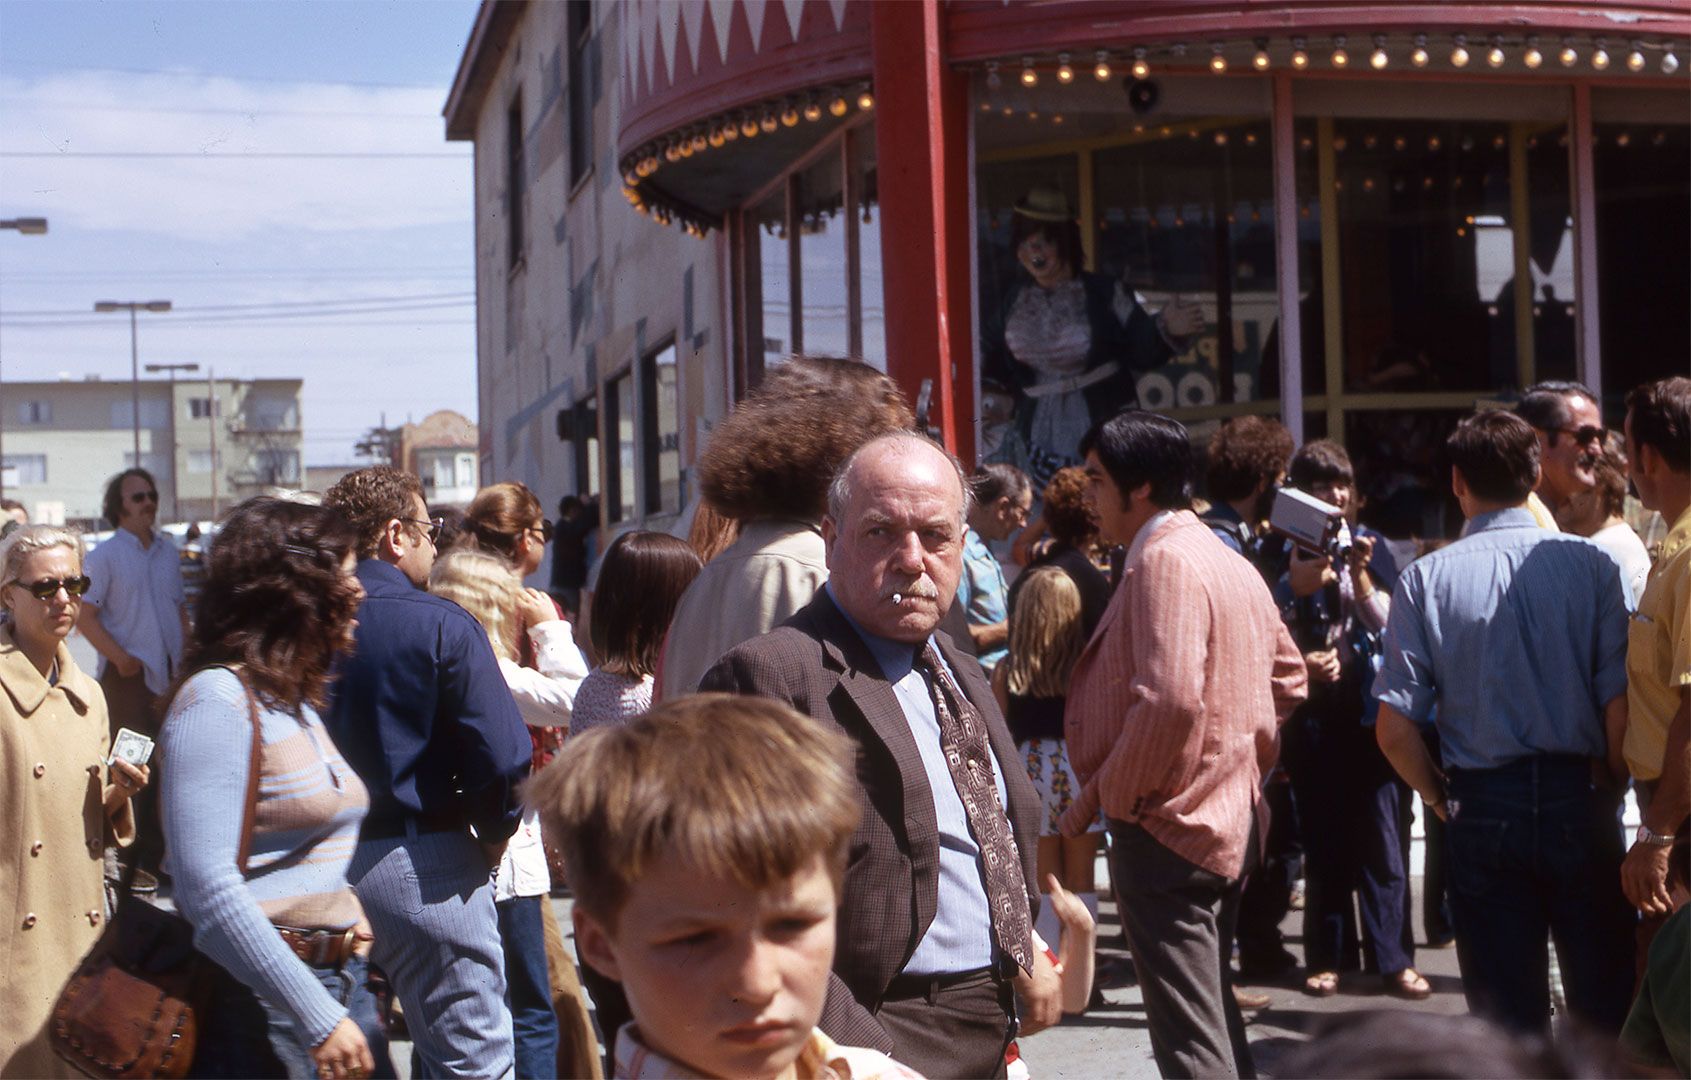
[978,32,1682,82]
[619,81,875,237]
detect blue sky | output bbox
[1,0,483,463]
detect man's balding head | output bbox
[822,434,970,643]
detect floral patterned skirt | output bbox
[1021,736,1104,836]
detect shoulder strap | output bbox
[216,665,265,876]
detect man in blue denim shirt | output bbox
[326,466,531,1078]
[1373,411,1634,1037]
[956,464,1032,671]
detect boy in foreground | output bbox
[526,693,922,1080]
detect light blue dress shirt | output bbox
[955,527,1010,670]
[1371,507,1630,771]
[828,584,1008,975]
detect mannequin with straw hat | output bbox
[981,185,1202,492]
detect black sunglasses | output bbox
[405,517,445,546]
[10,575,92,600]
[530,520,555,544]
[127,489,159,505]
[1553,424,1607,446]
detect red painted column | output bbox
[871,0,976,464]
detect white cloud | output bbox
[1,71,472,241]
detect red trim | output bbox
[944,2,1690,63]
[1270,73,1304,444]
[618,1,873,162]
[872,0,974,461]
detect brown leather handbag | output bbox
[49,670,262,1079]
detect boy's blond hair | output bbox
[525,693,860,924]
[1002,566,1085,699]
[429,548,522,660]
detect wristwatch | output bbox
[1634,824,1676,848]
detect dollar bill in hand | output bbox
[109,727,155,768]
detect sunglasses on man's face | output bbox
[128,489,159,505]
[405,517,445,546]
[1554,425,1607,446]
[9,575,92,600]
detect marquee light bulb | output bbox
[1094,51,1112,80]
[1290,38,1310,69]
[1370,36,1388,69]
[1020,57,1038,86]
[1210,45,1227,73]
[1523,37,1543,69]
[1130,48,1150,79]
[1252,40,1271,70]
[1056,53,1074,83]
[1330,35,1349,67]
[1450,34,1470,68]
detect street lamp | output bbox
[146,362,200,521]
[94,300,173,470]
[0,216,49,504]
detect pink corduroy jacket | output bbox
[1061,510,1308,880]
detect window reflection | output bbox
[798,153,850,357]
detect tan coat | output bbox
[0,625,132,1079]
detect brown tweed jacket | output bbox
[701,589,1042,1052]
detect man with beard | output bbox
[702,432,1059,1078]
[1516,380,1607,526]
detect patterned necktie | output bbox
[918,640,1034,972]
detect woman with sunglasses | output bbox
[0,525,148,1077]
[158,498,387,1079]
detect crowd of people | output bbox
[0,361,1685,1080]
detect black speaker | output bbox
[1125,78,1159,114]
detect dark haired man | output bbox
[1516,380,1605,522]
[80,467,187,886]
[323,465,532,1078]
[1373,409,1635,1037]
[1620,377,1691,942]
[1062,410,1307,1078]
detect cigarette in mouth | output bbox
[891,592,904,605]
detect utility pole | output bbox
[94,299,173,469]
[0,216,50,503]
[207,367,220,520]
[145,361,200,522]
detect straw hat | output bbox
[1012,186,1074,223]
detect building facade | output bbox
[445,0,1688,541]
[2,375,303,526]
[402,409,482,508]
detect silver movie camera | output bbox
[1268,486,1352,561]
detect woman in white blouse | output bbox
[429,549,589,1080]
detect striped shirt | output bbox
[161,667,369,1046]
[1063,511,1307,879]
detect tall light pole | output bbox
[94,300,173,469]
[145,362,200,522]
[0,216,49,504]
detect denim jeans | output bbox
[1444,754,1636,1035]
[499,896,560,1079]
[191,953,394,1079]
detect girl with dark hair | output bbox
[157,497,388,1079]
[571,532,702,734]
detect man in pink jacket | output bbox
[1062,410,1307,1079]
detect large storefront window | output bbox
[606,369,637,523]
[735,119,886,386]
[1594,89,1690,414]
[641,341,681,516]
[975,74,1275,487]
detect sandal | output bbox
[1302,970,1339,997]
[1386,968,1432,1000]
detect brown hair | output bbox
[524,693,861,924]
[1010,214,1087,274]
[462,482,544,566]
[1589,433,1629,521]
[590,530,702,679]
[1205,417,1294,503]
[699,356,913,522]
[1447,410,1540,505]
[1041,466,1098,549]
[177,497,362,713]
[685,501,741,564]
[324,466,425,560]
[1288,439,1356,493]
[102,467,157,529]
[1626,375,1691,473]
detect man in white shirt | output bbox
[79,468,188,882]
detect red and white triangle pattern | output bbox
[620,0,857,105]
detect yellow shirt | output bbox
[1526,490,1561,531]
[1624,506,1691,781]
